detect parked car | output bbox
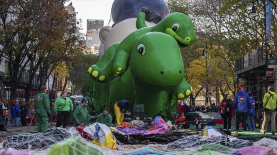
[75,96,83,106]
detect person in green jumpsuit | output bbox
[73,98,94,126]
[69,96,76,121]
[84,92,95,115]
[34,86,51,132]
[96,107,112,127]
[54,92,73,128]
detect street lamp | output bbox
[202,50,205,58]
[251,2,257,16]
[251,0,271,92]
[71,62,75,96]
[269,53,275,64]
[202,42,209,106]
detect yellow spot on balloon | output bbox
[99,76,105,81]
[191,87,193,92]
[114,74,117,77]
[88,67,92,73]
[116,72,119,75]
[186,90,191,96]
[178,93,184,99]
[92,71,98,77]
[118,68,122,71]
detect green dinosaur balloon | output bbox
[88,12,196,82]
[84,32,192,119]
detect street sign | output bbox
[266,71,274,77]
[265,1,272,41]
[268,65,277,69]
[40,63,48,77]
[207,92,211,98]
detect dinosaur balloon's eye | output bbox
[137,44,145,55]
[171,23,179,32]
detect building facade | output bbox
[235,48,277,102]
[86,19,104,55]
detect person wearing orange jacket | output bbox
[220,94,234,131]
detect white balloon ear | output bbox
[99,43,105,58]
[99,26,111,44]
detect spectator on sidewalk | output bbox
[220,94,233,131]
[20,102,28,126]
[3,100,9,110]
[0,98,3,109]
[219,102,224,118]
[247,92,255,132]
[255,101,263,121]
[233,86,252,131]
[261,86,277,135]
[11,100,20,127]
[177,100,184,118]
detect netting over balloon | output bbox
[167,135,253,150]
[3,128,71,150]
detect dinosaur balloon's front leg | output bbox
[112,49,130,76]
[88,43,119,83]
[170,77,192,100]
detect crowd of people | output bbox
[3,85,277,136]
[0,85,132,132]
[3,86,110,132]
[32,86,115,132]
[221,85,277,135]
[184,86,277,135]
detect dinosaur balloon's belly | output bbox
[109,70,171,117]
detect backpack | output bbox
[133,104,144,113]
[133,104,145,120]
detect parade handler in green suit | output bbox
[84,92,95,115]
[34,86,51,132]
[96,107,112,127]
[73,98,94,126]
[54,92,73,128]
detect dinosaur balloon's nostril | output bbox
[179,70,181,74]
[161,71,164,74]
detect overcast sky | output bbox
[65,0,114,34]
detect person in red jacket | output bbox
[220,94,234,131]
[177,100,184,118]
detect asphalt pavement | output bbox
[0,122,56,140]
